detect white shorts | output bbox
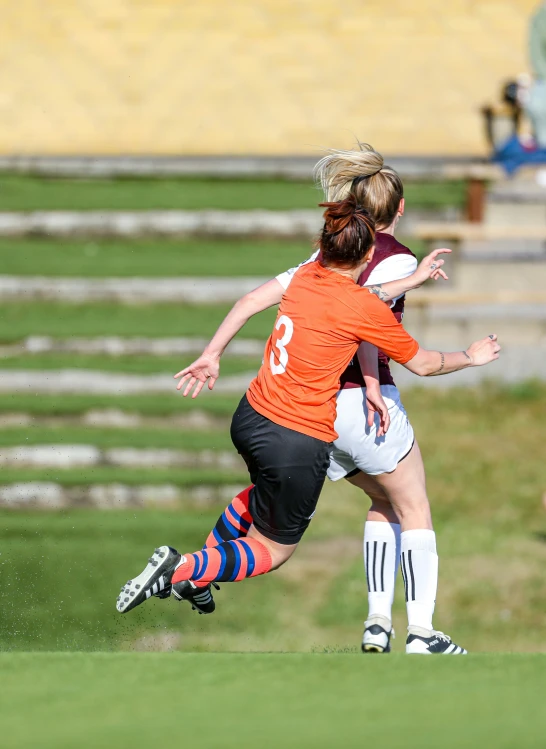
[327,385,414,480]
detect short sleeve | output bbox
[276,250,320,290]
[354,291,419,364]
[364,254,418,286]
[364,254,418,307]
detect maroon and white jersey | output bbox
[339,233,417,389]
[275,232,417,389]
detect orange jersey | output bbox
[247,261,419,442]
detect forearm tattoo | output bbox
[430,350,471,376]
[428,352,446,376]
[367,285,390,302]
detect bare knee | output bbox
[368,497,399,524]
[346,471,399,524]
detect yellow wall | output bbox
[0,0,538,155]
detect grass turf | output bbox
[0,352,261,376]
[0,425,234,450]
[0,466,247,486]
[0,302,276,342]
[0,237,315,277]
[0,653,544,749]
[0,392,241,416]
[0,383,545,656]
[0,384,546,651]
[0,174,466,211]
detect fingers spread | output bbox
[192,380,205,398]
[183,377,197,397]
[176,373,192,391]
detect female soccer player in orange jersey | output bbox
[169,145,496,655]
[116,197,500,653]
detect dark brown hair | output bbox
[318,195,376,269]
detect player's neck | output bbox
[327,263,367,282]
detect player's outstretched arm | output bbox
[403,335,501,377]
[367,248,452,303]
[174,279,284,398]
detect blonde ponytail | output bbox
[313,142,403,230]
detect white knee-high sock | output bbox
[363,520,401,621]
[401,529,438,631]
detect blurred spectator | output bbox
[527,2,546,146]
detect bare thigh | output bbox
[347,442,433,531]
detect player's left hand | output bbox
[365,386,390,437]
[174,353,220,398]
[413,248,451,286]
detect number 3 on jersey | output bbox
[270,315,294,375]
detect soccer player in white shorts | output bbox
[172,144,500,654]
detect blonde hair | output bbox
[313,142,404,230]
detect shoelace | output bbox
[433,630,451,642]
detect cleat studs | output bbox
[130,592,135,597]
[124,597,129,602]
[135,584,141,589]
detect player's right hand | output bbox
[466,334,501,366]
[365,384,391,437]
[174,353,220,398]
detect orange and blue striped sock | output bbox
[172,537,272,585]
[204,486,253,548]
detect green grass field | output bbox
[2,172,542,748]
[0,653,544,749]
[0,392,240,416]
[0,237,314,277]
[0,385,544,656]
[0,174,466,211]
[0,302,276,341]
[0,351,261,376]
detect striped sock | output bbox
[401,529,438,631]
[204,486,253,548]
[172,538,272,585]
[364,520,401,621]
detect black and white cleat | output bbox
[406,626,467,654]
[116,545,181,614]
[361,614,394,653]
[172,578,219,615]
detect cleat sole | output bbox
[115,545,181,614]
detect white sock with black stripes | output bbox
[400,529,438,631]
[364,520,401,621]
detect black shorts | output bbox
[230,395,331,545]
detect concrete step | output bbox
[0,207,456,238]
[0,445,241,470]
[0,369,256,395]
[0,482,245,510]
[0,275,268,303]
[0,410,230,431]
[0,335,265,358]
